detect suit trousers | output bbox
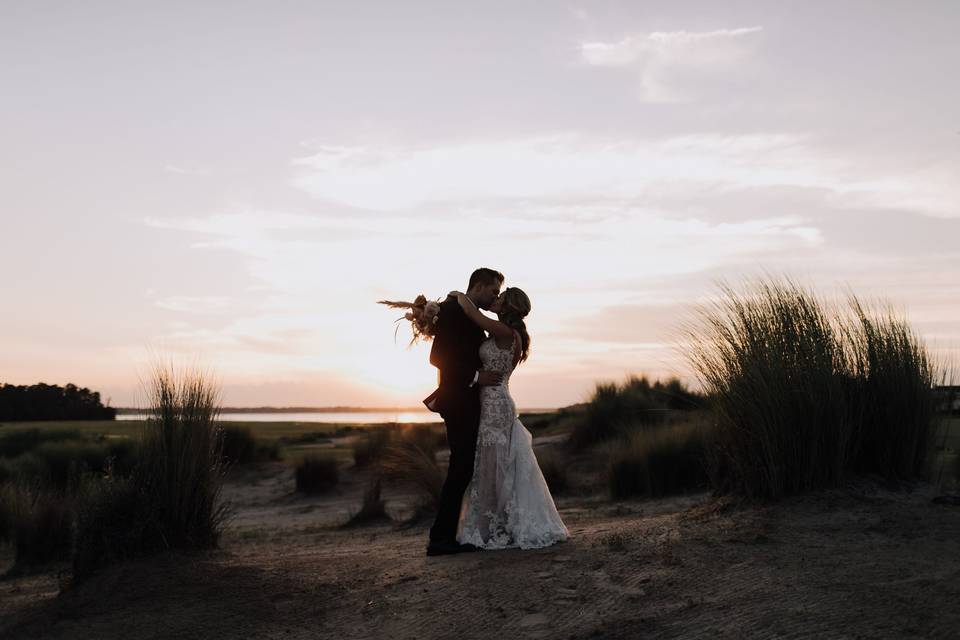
[428,398,480,543]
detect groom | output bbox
[423,267,504,556]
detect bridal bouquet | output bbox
[377,294,442,344]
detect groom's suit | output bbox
[424,296,485,543]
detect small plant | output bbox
[219,425,258,465]
[0,484,73,575]
[344,478,390,527]
[609,420,711,499]
[352,427,394,467]
[295,456,340,494]
[379,438,444,508]
[534,448,568,495]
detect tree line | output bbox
[0,383,116,421]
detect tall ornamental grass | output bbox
[844,299,937,478]
[688,278,938,499]
[72,365,228,581]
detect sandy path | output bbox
[3,480,960,639]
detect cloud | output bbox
[290,132,960,219]
[163,164,211,176]
[154,295,232,314]
[291,133,834,211]
[580,26,764,102]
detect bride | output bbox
[447,287,569,550]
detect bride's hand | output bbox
[448,290,474,311]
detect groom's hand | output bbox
[477,370,503,386]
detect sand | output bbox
[2,460,960,639]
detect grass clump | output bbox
[0,427,83,458]
[379,437,444,510]
[72,365,229,582]
[844,299,937,479]
[344,478,390,527]
[220,425,280,466]
[567,376,703,450]
[688,278,939,499]
[352,427,394,467]
[0,484,73,574]
[534,448,568,495]
[609,420,711,499]
[295,456,340,494]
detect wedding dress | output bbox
[457,336,570,550]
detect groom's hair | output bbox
[468,268,504,291]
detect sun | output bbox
[345,341,439,403]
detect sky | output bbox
[2,1,958,408]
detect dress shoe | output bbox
[426,540,481,556]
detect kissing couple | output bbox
[385,268,569,557]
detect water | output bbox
[116,411,443,424]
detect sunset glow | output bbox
[2,2,958,407]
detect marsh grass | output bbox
[379,436,444,509]
[217,425,279,466]
[0,483,73,574]
[688,278,939,499]
[843,299,937,478]
[534,448,569,495]
[344,478,390,527]
[0,427,83,458]
[72,365,229,582]
[609,419,712,499]
[567,376,703,451]
[353,423,446,469]
[219,425,258,465]
[352,427,394,467]
[294,456,340,494]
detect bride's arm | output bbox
[449,291,514,340]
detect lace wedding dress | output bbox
[457,336,570,550]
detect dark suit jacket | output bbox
[422,297,485,416]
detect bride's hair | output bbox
[500,287,532,364]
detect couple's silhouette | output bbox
[423,268,568,556]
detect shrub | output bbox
[534,448,568,495]
[567,376,701,450]
[687,278,938,499]
[401,424,446,456]
[72,476,161,581]
[379,438,444,508]
[0,427,83,458]
[295,456,340,494]
[352,427,394,467]
[256,440,282,462]
[104,438,139,476]
[72,365,228,582]
[609,421,711,499]
[7,453,51,487]
[219,425,258,465]
[31,441,109,491]
[0,484,73,574]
